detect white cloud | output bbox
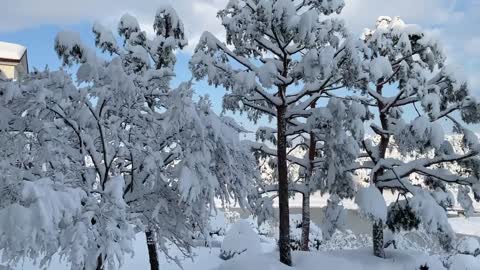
[470,75,480,93]
[0,0,227,51]
[341,0,462,34]
[465,38,480,57]
[173,0,227,51]
[1,0,478,93]
[0,0,471,47]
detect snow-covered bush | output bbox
[224,209,241,225]
[220,220,261,260]
[208,210,228,237]
[287,215,323,251]
[244,215,274,237]
[195,211,274,249]
[446,254,480,270]
[384,229,444,254]
[455,236,480,257]
[318,230,371,251]
[409,190,456,250]
[191,210,228,247]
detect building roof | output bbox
[0,41,27,61]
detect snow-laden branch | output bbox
[202,32,292,94]
[260,182,308,195]
[86,101,110,186]
[242,100,277,116]
[376,151,478,183]
[250,142,309,168]
[415,167,476,185]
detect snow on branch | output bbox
[250,142,309,168]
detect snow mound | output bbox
[220,219,261,260]
[217,249,449,270]
[449,217,480,236]
[216,251,291,270]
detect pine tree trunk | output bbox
[146,230,160,270]
[300,192,310,251]
[300,117,316,251]
[373,220,385,258]
[96,255,103,270]
[371,84,388,258]
[277,105,292,266]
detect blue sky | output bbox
[1,0,479,133]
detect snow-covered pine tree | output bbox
[252,96,367,250]
[190,0,365,263]
[354,16,480,258]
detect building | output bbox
[0,41,28,80]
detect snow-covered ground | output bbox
[12,233,222,270]
[11,214,480,270]
[218,249,447,270]
[283,191,480,210]
[450,217,480,237]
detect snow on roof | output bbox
[0,41,27,61]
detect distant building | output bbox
[0,41,28,80]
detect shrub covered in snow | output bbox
[447,254,480,270]
[244,215,274,237]
[224,209,241,225]
[384,228,444,254]
[318,230,371,251]
[220,219,261,260]
[208,210,228,237]
[287,215,323,251]
[192,210,229,247]
[455,236,480,256]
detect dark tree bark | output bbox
[300,192,311,251]
[300,102,317,251]
[96,255,103,270]
[373,220,385,258]
[146,230,160,270]
[277,104,292,266]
